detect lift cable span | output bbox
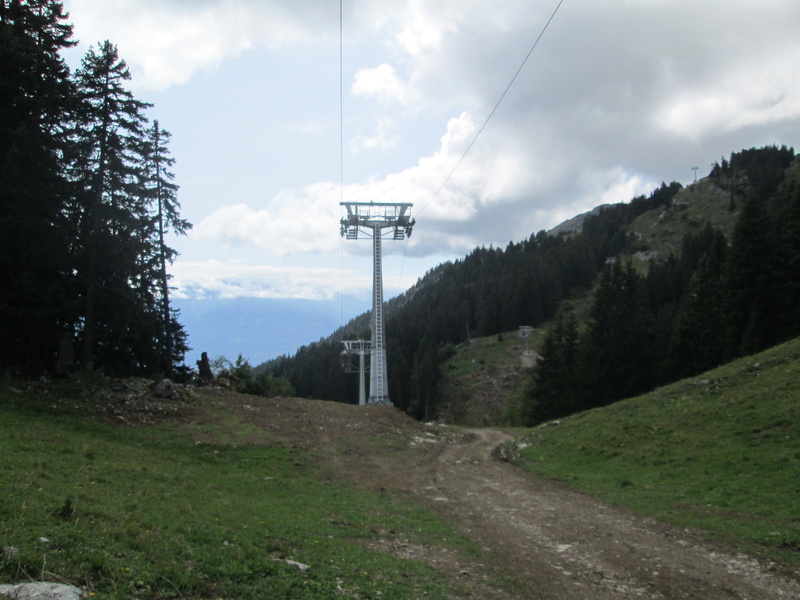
[415,0,565,219]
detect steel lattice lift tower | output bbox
[340,202,414,405]
[340,339,370,406]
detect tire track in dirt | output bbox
[400,429,800,600]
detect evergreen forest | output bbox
[262,145,800,423]
[1,1,191,377]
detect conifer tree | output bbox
[668,230,728,378]
[580,262,655,408]
[523,312,580,425]
[136,120,192,376]
[723,194,778,355]
[0,0,75,373]
[66,40,152,371]
[779,181,800,336]
[409,334,440,420]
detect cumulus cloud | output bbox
[194,182,343,255]
[352,63,411,104]
[190,106,576,263]
[657,50,800,139]
[394,2,458,57]
[171,259,371,300]
[63,0,800,301]
[65,0,331,91]
[350,118,401,153]
[191,112,482,252]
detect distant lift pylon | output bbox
[340,339,370,406]
[340,202,415,405]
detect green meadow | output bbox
[0,387,476,599]
[515,336,800,566]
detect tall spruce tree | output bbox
[723,193,779,356]
[0,0,75,373]
[136,120,191,377]
[408,334,440,420]
[580,261,655,408]
[778,181,800,338]
[667,230,728,379]
[66,40,152,371]
[523,312,580,425]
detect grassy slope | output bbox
[514,336,800,566]
[627,179,739,260]
[437,330,545,426]
[0,388,475,599]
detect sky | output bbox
[60,0,800,316]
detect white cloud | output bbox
[656,50,800,139]
[350,118,401,153]
[65,0,326,91]
[193,182,342,255]
[190,105,568,268]
[192,111,487,255]
[352,63,411,104]
[594,169,658,207]
[171,259,370,300]
[393,0,462,57]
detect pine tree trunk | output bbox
[81,185,103,370]
[154,137,172,378]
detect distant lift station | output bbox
[340,202,415,405]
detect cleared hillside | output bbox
[514,335,800,567]
[436,330,544,426]
[625,179,740,261]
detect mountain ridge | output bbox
[258,144,799,422]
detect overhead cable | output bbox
[415,0,565,218]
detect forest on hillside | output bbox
[263,145,800,422]
[1,1,191,377]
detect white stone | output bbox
[284,560,310,572]
[0,583,84,600]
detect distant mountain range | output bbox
[173,295,371,366]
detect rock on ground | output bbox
[0,583,84,600]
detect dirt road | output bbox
[200,392,800,600]
[398,428,800,599]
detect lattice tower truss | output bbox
[340,202,414,404]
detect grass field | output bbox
[3,337,799,597]
[514,336,800,566]
[0,386,476,599]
